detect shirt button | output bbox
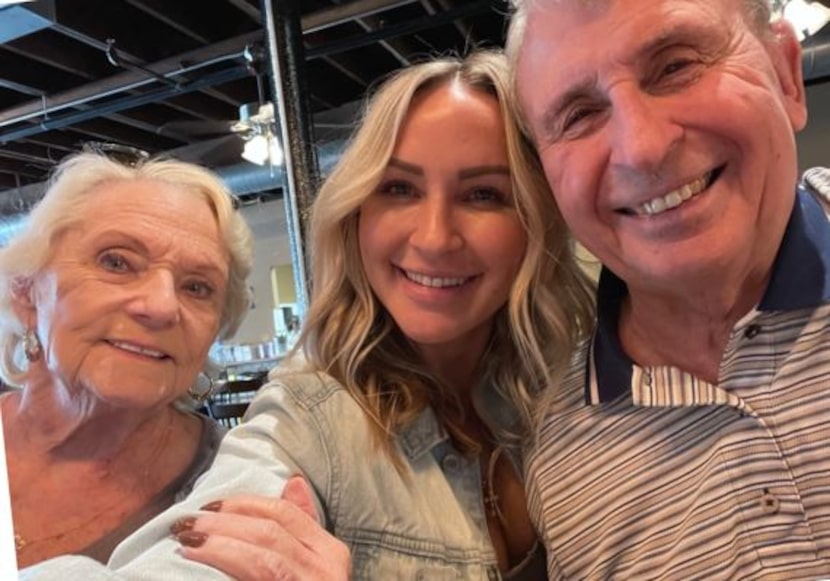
[760,489,780,514]
[744,324,762,339]
[442,453,462,473]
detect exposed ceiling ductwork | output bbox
[0,137,347,246]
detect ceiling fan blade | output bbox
[165,134,244,167]
[157,119,238,140]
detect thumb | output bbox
[282,475,321,525]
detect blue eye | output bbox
[184,280,215,299]
[99,251,130,273]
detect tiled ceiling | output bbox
[0,0,509,209]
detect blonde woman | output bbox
[22,50,593,580]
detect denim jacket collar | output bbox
[398,407,449,461]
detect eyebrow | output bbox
[387,158,510,180]
[387,158,423,175]
[638,23,708,61]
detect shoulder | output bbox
[242,369,371,445]
[257,369,353,410]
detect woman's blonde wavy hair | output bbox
[296,50,595,460]
[0,152,253,387]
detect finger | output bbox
[174,511,306,556]
[173,511,351,577]
[179,531,350,581]
[177,531,305,581]
[281,475,320,524]
[201,494,332,551]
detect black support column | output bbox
[261,0,318,316]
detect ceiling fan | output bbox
[158,43,357,169]
[157,42,284,167]
[157,99,281,167]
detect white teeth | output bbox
[664,192,683,209]
[635,173,710,216]
[111,341,166,359]
[404,270,469,288]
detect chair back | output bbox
[206,373,267,428]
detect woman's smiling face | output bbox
[358,82,526,364]
[25,178,230,409]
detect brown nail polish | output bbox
[170,517,196,535]
[176,530,208,548]
[200,500,223,512]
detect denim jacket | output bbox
[22,369,542,580]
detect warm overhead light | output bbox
[242,133,283,166]
[782,0,830,41]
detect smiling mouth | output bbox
[108,340,169,359]
[401,268,474,289]
[621,166,723,217]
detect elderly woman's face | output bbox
[28,179,230,409]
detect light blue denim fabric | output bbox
[22,369,527,580]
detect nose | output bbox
[607,86,682,175]
[409,194,463,255]
[126,269,180,328]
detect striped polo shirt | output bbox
[528,185,830,580]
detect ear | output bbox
[10,276,37,323]
[766,19,808,132]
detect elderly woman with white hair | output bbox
[0,152,253,568]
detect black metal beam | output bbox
[305,0,494,60]
[0,66,250,144]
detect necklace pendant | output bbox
[484,491,500,518]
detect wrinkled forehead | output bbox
[517,0,608,12]
[518,0,761,22]
[516,0,750,62]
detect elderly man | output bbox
[507,0,830,578]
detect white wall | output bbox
[231,198,291,345]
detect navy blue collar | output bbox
[589,187,830,404]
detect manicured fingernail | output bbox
[170,517,196,535]
[176,530,208,548]
[200,500,223,512]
